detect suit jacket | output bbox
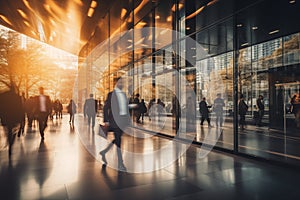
[35,95,52,115]
[0,90,23,127]
[199,100,209,115]
[84,98,97,116]
[103,89,130,130]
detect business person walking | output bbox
[99,77,130,171]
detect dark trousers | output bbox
[141,113,145,122]
[87,113,96,128]
[258,110,264,125]
[101,127,124,165]
[69,113,74,124]
[18,114,25,136]
[5,125,17,155]
[200,114,211,125]
[239,114,246,129]
[135,110,141,122]
[38,112,48,138]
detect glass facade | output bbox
[78,0,300,165]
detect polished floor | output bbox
[133,114,300,165]
[1,115,300,199]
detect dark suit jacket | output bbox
[35,95,52,115]
[103,90,130,130]
[0,90,23,127]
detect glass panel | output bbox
[284,33,300,66]
[133,0,152,25]
[195,18,234,150]
[134,11,153,60]
[237,0,300,165]
[156,1,173,30]
[195,0,234,32]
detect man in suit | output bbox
[256,95,265,126]
[35,87,52,141]
[213,93,225,127]
[0,84,23,156]
[84,93,97,129]
[99,77,130,171]
[199,97,212,127]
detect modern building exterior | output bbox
[76,0,300,166]
[1,1,300,199]
[0,0,299,166]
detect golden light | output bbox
[121,8,127,19]
[43,4,51,13]
[135,21,147,28]
[207,0,219,6]
[17,9,27,19]
[31,30,36,36]
[171,3,183,12]
[185,0,219,20]
[90,0,97,8]
[0,14,12,26]
[166,16,172,22]
[87,8,94,17]
[23,0,31,10]
[23,20,30,27]
[49,18,56,25]
[186,6,205,20]
[74,0,84,6]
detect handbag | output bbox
[99,124,108,139]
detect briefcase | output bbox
[99,124,108,139]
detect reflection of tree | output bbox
[0,30,50,95]
[0,29,77,101]
[209,59,233,101]
[238,48,252,95]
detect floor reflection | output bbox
[1,114,300,199]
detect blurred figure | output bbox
[67,99,77,124]
[213,93,225,127]
[148,98,155,121]
[58,100,63,118]
[84,94,97,129]
[238,94,248,130]
[24,96,36,128]
[35,87,52,141]
[199,97,212,127]
[291,93,300,128]
[0,85,23,156]
[157,99,165,122]
[256,95,265,126]
[139,99,147,123]
[133,93,141,123]
[53,99,63,119]
[18,92,26,137]
[186,96,196,131]
[99,77,130,171]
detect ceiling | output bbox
[0,0,115,56]
[1,0,299,57]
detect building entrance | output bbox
[274,82,300,134]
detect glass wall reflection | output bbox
[78,0,300,166]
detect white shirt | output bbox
[39,95,47,112]
[115,87,127,115]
